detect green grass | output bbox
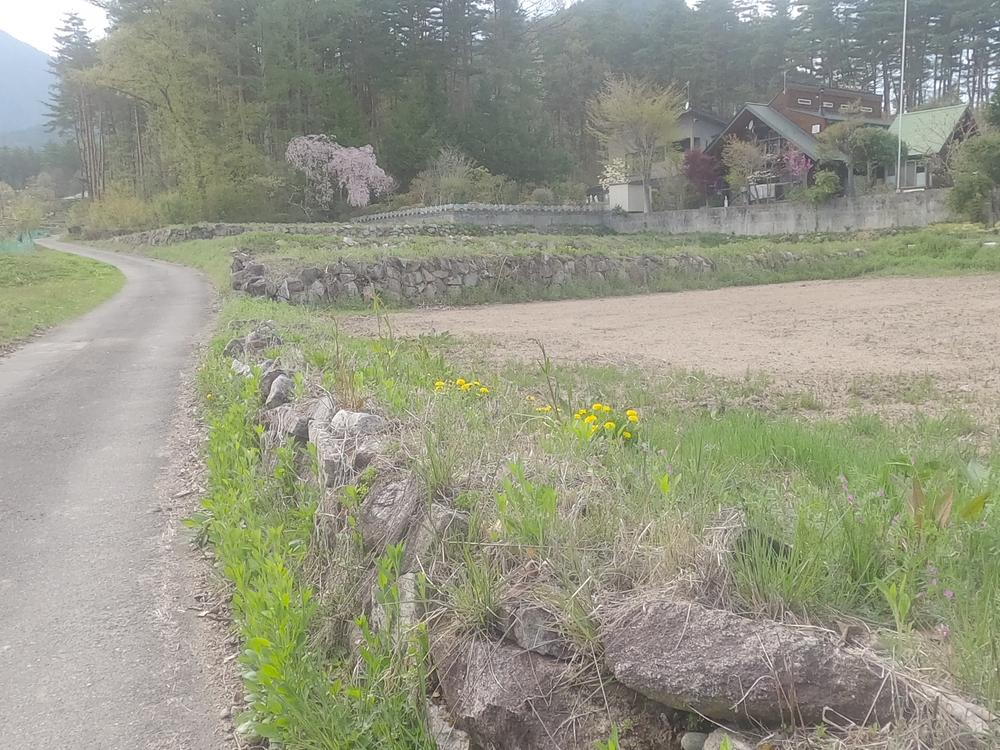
[120,223,1000,307]
[190,293,1000,749]
[0,247,124,346]
[162,222,1000,745]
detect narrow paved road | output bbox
[0,241,225,748]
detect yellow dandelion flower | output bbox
[603,404,613,413]
[584,414,597,424]
[628,413,639,423]
[536,405,553,413]
[434,380,446,389]
[456,378,467,387]
[604,420,616,430]
[473,380,482,386]
[460,382,472,391]
[623,431,633,439]
[626,409,637,417]
[479,386,490,395]
[592,402,603,411]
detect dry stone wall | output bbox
[110,220,604,247]
[230,247,864,306]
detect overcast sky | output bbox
[2,0,107,54]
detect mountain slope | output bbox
[0,30,53,138]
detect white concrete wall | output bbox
[355,190,953,236]
[607,190,952,235]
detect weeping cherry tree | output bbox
[286,136,395,213]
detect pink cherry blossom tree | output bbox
[286,135,395,209]
[784,148,813,185]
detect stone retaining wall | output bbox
[231,251,720,304]
[355,203,607,228]
[230,248,864,306]
[111,220,602,247]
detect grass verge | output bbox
[192,291,999,747]
[122,223,1000,308]
[0,246,124,347]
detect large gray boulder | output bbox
[496,596,575,661]
[357,476,420,552]
[401,502,467,574]
[602,598,907,727]
[308,408,387,488]
[261,400,314,444]
[425,702,470,750]
[432,630,678,750]
[244,323,282,351]
[264,373,294,409]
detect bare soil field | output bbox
[353,274,1000,415]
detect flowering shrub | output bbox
[783,147,813,183]
[573,402,640,442]
[286,135,395,208]
[599,158,630,190]
[434,377,490,396]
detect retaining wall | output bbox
[355,203,608,228]
[113,190,954,248]
[607,190,952,235]
[230,248,864,306]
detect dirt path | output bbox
[360,275,1000,396]
[0,241,230,749]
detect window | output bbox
[822,101,834,108]
[811,123,822,134]
[860,106,873,113]
[796,98,812,105]
[839,104,850,111]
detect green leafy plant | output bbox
[496,461,559,550]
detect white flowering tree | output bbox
[598,158,629,191]
[286,135,395,211]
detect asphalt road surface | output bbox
[0,240,225,748]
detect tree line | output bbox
[44,0,999,227]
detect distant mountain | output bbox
[0,30,54,144]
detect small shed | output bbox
[888,104,977,188]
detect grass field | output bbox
[140,223,1000,747]
[122,223,1000,304]
[0,247,124,347]
[187,292,999,748]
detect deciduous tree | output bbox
[286,135,395,210]
[588,76,684,212]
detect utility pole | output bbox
[895,0,908,191]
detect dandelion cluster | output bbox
[434,377,490,396]
[525,394,555,414]
[573,403,641,442]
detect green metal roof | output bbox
[889,104,969,156]
[713,103,848,162]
